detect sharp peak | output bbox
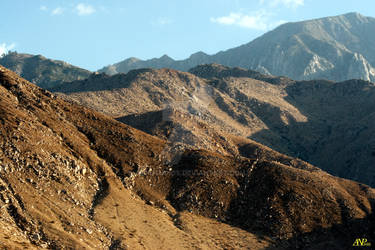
[277,12,370,27]
[124,57,141,62]
[189,51,209,57]
[329,12,371,22]
[343,12,364,17]
[159,54,174,60]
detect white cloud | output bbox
[157,17,173,25]
[51,7,64,16]
[211,13,240,25]
[261,0,304,8]
[75,3,96,16]
[151,17,173,27]
[0,43,16,57]
[40,5,48,11]
[210,11,284,30]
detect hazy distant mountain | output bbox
[100,52,212,76]
[99,12,375,82]
[0,52,91,89]
[55,64,375,186]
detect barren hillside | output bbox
[1,66,375,249]
[55,64,375,186]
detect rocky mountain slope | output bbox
[55,64,375,187]
[1,65,375,249]
[0,52,91,89]
[191,64,375,186]
[99,12,375,82]
[0,65,273,249]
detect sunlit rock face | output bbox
[100,12,375,83]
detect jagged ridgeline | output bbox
[100,12,375,83]
[2,13,374,88]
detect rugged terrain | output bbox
[0,52,91,89]
[99,12,375,83]
[0,65,274,249]
[1,65,375,249]
[3,13,374,85]
[55,64,375,187]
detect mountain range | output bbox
[1,63,375,249]
[54,64,375,187]
[1,11,375,249]
[100,12,375,83]
[0,52,91,89]
[1,13,374,87]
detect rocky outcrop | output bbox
[347,53,375,81]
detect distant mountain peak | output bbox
[157,54,174,63]
[99,13,375,82]
[341,12,372,23]
[125,57,141,63]
[160,54,172,59]
[343,11,364,18]
[189,51,209,59]
[0,52,91,89]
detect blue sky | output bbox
[1,0,374,71]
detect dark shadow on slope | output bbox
[189,63,295,85]
[166,150,375,249]
[247,79,375,187]
[265,211,375,250]
[116,110,169,139]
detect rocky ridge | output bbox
[99,12,375,83]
